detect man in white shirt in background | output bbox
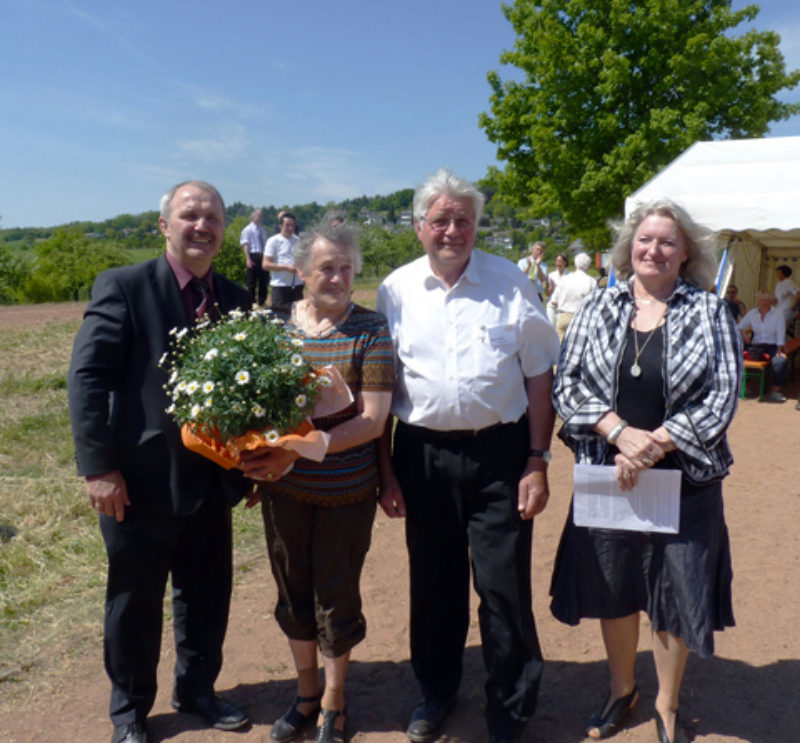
[516,241,548,301]
[240,209,268,305]
[377,169,560,743]
[549,251,597,341]
[262,212,303,310]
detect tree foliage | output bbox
[479,0,800,249]
[25,229,130,302]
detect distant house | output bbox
[395,210,413,229]
[485,235,514,251]
[359,209,386,226]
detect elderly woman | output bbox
[550,200,741,743]
[738,291,789,403]
[549,251,597,341]
[240,222,394,743]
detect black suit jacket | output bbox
[68,255,251,515]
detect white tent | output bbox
[624,136,800,307]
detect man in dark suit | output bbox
[68,181,251,743]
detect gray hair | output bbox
[610,198,717,289]
[159,180,225,221]
[574,252,592,271]
[294,221,363,274]
[412,168,485,225]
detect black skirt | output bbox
[549,478,734,658]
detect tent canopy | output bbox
[625,136,800,256]
[624,137,800,303]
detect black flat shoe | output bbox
[315,706,346,743]
[586,685,639,739]
[270,693,322,742]
[655,709,688,743]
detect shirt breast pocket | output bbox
[472,324,518,379]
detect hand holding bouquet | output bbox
[160,307,348,470]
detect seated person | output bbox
[738,291,789,403]
[723,284,746,321]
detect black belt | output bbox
[401,419,518,441]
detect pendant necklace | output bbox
[630,306,666,378]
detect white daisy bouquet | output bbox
[160,307,339,469]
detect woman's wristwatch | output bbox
[528,448,552,462]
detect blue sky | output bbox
[1,0,799,229]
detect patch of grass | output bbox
[0,372,66,394]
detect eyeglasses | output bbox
[419,216,474,233]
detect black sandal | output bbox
[655,708,688,743]
[270,693,322,742]
[315,706,347,743]
[585,685,639,739]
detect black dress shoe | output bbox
[111,722,147,743]
[270,693,322,742]
[171,693,249,730]
[406,697,456,743]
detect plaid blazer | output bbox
[553,278,742,485]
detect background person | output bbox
[722,283,746,321]
[239,221,394,743]
[240,208,269,305]
[551,199,741,743]
[773,264,799,330]
[738,291,789,403]
[67,181,251,743]
[546,252,570,326]
[549,251,596,341]
[517,241,548,301]
[377,169,559,743]
[263,212,304,310]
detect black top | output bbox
[611,323,678,470]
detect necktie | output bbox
[189,278,218,321]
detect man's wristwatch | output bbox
[528,448,552,462]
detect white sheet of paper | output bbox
[572,464,681,533]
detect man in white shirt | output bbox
[516,241,548,300]
[377,169,560,743]
[549,251,597,341]
[240,209,268,305]
[262,212,303,309]
[739,291,789,402]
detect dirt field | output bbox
[3,302,799,743]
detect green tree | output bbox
[214,217,249,288]
[0,246,30,304]
[360,226,422,276]
[24,229,130,302]
[479,0,800,250]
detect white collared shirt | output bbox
[240,221,266,255]
[738,306,785,346]
[377,250,560,431]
